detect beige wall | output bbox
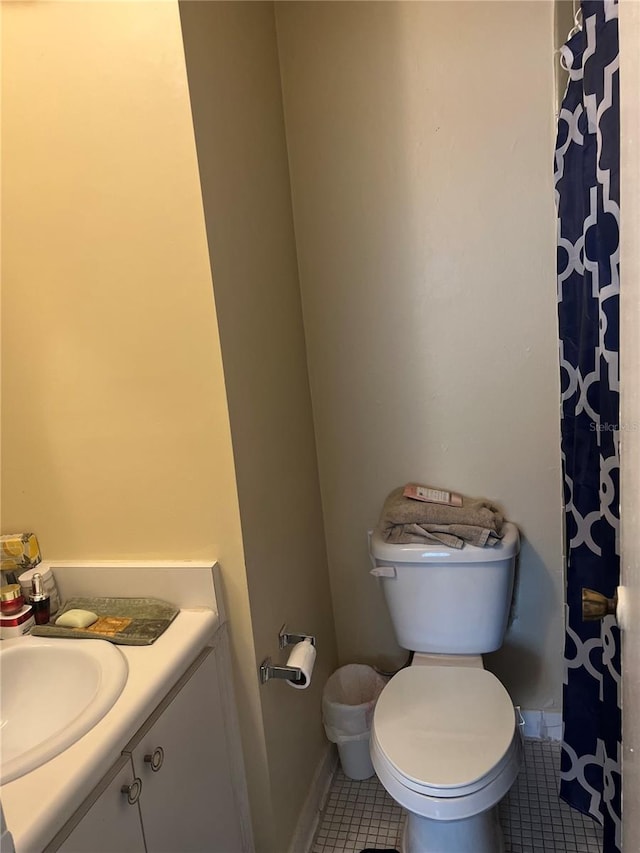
[179,4,337,850]
[1,0,239,565]
[276,1,565,713]
[1,3,337,852]
[2,0,568,846]
[0,0,269,845]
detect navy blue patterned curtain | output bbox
[554,2,621,851]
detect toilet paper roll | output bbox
[286,638,316,689]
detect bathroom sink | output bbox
[0,637,128,784]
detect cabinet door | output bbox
[52,755,145,853]
[129,649,244,853]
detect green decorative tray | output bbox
[30,597,179,645]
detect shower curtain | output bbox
[554,2,621,851]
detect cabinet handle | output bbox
[144,746,165,772]
[121,777,142,805]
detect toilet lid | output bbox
[373,666,515,791]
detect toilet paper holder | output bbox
[278,624,316,649]
[259,625,316,685]
[259,658,305,685]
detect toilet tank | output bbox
[369,522,520,654]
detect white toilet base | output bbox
[400,806,505,853]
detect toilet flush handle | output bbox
[370,566,397,578]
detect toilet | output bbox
[368,522,522,853]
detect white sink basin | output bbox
[0,637,128,784]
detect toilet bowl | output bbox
[368,521,522,853]
[370,663,522,852]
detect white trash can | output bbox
[322,664,387,780]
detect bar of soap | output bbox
[55,609,99,629]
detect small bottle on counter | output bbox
[30,573,50,625]
[18,565,60,615]
[0,583,25,615]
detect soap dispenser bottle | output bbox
[30,573,50,625]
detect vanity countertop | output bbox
[0,561,222,853]
[2,608,219,853]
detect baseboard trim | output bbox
[288,743,338,853]
[520,709,562,741]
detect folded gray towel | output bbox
[379,487,504,548]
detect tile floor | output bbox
[312,740,603,853]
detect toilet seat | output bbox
[372,665,516,797]
[371,727,518,800]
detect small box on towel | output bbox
[402,484,463,507]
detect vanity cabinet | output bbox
[54,755,145,853]
[47,637,249,853]
[127,646,244,853]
